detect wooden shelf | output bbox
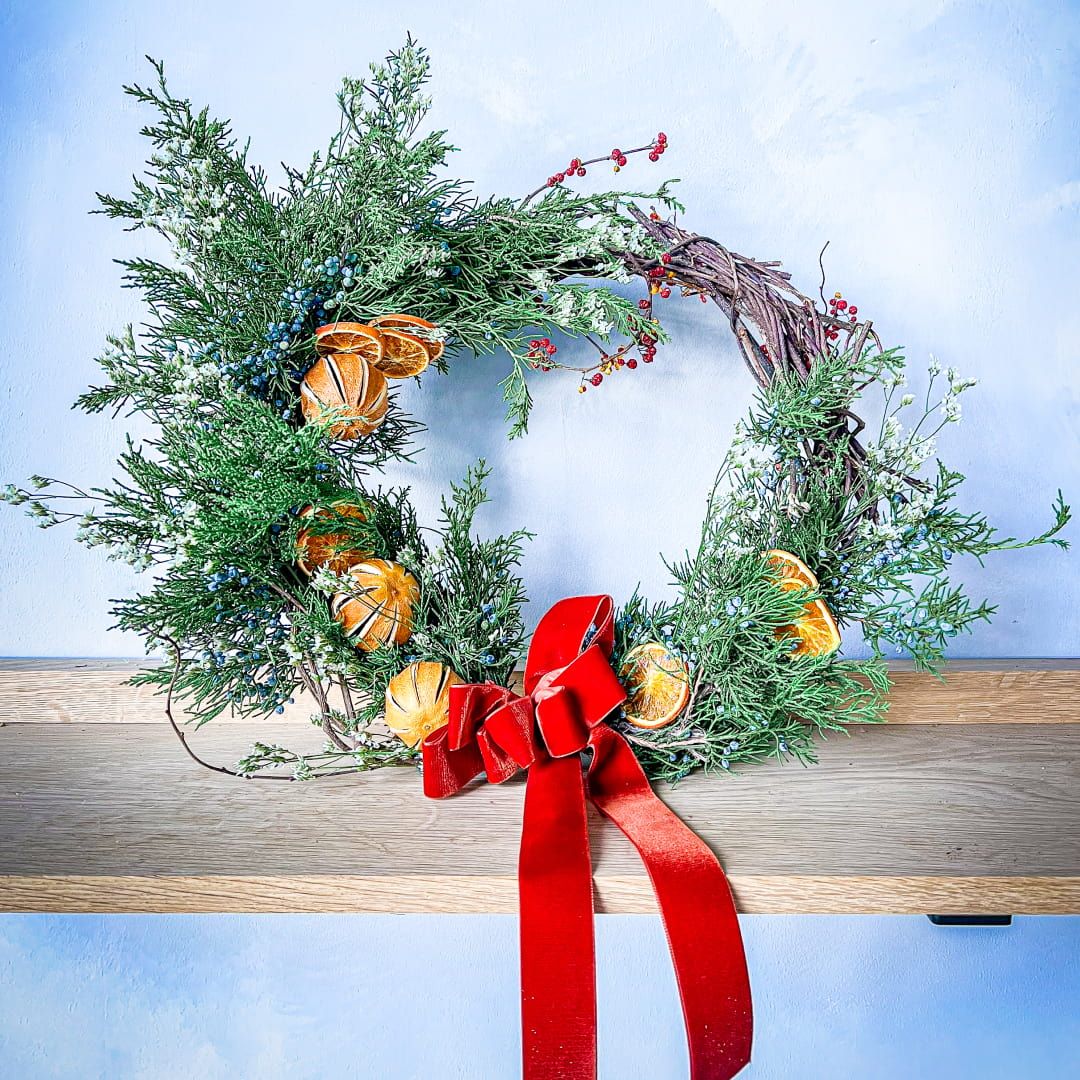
[1,660,1078,914]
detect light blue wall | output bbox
[1,0,1078,655]
[0,915,1077,1079]
[1,1,1078,1076]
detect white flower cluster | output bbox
[525,268,554,293]
[870,414,938,483]
[940,365,977,425]
[894,490,934,525]
[167,339,227,407]
[728,427,775,481]
[139,139,232,269]
[283,627,346,677]
[572,289,617,335]
[310,565,357,596]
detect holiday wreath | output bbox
[3,38,1070,1079]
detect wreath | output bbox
[4,38,1068,785]
[4,37,1073,1080]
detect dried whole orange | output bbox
[774,577,841,657]
[331,559,419,652]
[620,642,691,729]
[369,313,445,362]
[295,501,371,577]
[385,661,462,747]
[300,353,389,439]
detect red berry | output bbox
[850,314,857,322]
[848,305,858,315]
[659,287,671,298]
[643,353,654,363]
[546,177,555,187]
[661,253,671,264]
[529,340,540,349]
[657,131,667,143]
[555,172,565,183]
[836,299,847,311]
[611,148,622,160]
[649,152,659,162]
[638,299,651,310]
[590,373,603,386]
[627,358,638,369]
[546,344,557,355]
[576,167,586,177]
[649,211,660,221]
[569,158,581,170]
[617,155,627,167]
[640,334,654,345]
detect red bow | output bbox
[423,595,753,1080]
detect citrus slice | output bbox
[314,322,385,364]
[774,577,841,657]
[373,327,432,379]
[369,313,445,362]
[295,501,371,577]
[764,548,820,590]
[620,642,691,729]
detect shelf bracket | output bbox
[927,915,1013,926]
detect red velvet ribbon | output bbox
[422,595,753,1079]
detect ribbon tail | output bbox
[519,754,597,1080]
[587,726,753,1079]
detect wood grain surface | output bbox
[1,875,1076,915]
[3,658,1078,724]
[1,698,1077,912]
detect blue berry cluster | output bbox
[205,565,251,592]
[282,253,361,326]
[199,567,293,710]
[224,253,362,416]
[409,199,453,232]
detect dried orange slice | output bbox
[369,313,445,362]
[764,549,820,590]
[774,577,841,657]
[314,322,385,364]
[620,642,691,729]
[295,501,371,577]
[385,661,462,747]
[374,327,432,379]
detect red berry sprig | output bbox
[532,132,669,197]
[526,336,558,370]
[825,292,859,342]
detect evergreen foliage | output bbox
[2,39,1069,780]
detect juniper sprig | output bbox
[613,349,1069,781]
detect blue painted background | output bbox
[1,0,1078,1076]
